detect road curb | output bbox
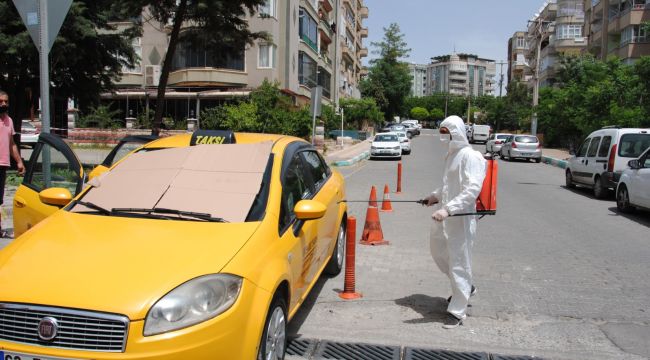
[331,151,370,167]
[542,156,568,169]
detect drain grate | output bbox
[404,347,489,360]
[287,338,318,357]
[314,341,401,360]
[491,355,542,360]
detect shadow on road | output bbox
[562,185,616,201]
[607,207,650,228]
[394,294,452,324]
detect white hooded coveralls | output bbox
[430,116,486,320]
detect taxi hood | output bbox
[0,211,261,319]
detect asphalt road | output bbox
[287,129,650,360]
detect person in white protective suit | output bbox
[423,115,486,329]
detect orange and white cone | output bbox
[380,184,393,212]
[360,205,389,246]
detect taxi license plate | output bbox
[0,350,77,360]
[521,153,531,156]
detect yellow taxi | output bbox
[0,130,347,359]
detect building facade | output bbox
[508,31,531,84]
[407,63,428,97]
[524,0,586,88]
[584,0,650,64]
[105,0,368,123]
[425,53,496,97]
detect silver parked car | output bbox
[486,133,512,154]
[616,147,650,213]
[500,135,542,163]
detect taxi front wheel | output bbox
[258,295,287,360]
[324,219,345,276]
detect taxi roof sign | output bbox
[190,130,236,146]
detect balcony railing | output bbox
[359,6,368,18]
[301,34,318,52]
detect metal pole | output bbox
[39,0,50,134]
[340,107,344,147]
[311,108,317,145]
[531,20,542,136]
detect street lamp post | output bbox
[527,18,549,136]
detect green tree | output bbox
[0,0,139,133]
[360,23,411,121]
[118,0,267,135]
[429,108,445,121]
[409,107,429,120]
[340,98,383,129]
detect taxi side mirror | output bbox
[87,165,109,182]
[39,187,72,207]
[294,200,326,220]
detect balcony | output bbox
[360,27,368,38]
[359,6,368,18]
[342,43,354,61]
[320,23,333,44]
[358,47,368,58]
[167,68,247,87]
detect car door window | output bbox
[300,151,330,191]
[24,143,82,196]
[598,136,612,157]
[279,153,311,233]
[577,139,591,157]
[587,136,601,157]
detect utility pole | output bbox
[496,60,507,97]
[527,17,549,136]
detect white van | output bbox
[470,125,491,144]
[566,127,650,198]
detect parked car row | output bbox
[564,127,650,214]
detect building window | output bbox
[621,25,648,45]
[171,39,245,71]
[258,43,276,68]
[122,37,142,73]
[298,51,317,88]
[516,36,528,49]
[318,67,331,98]
[260,0,276,17]
[556,24,582,40]
[299,8,318,52]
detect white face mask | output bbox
[439,133,451,143]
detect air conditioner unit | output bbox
[145,65,161,86]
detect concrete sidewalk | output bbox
[541,148,571,169]
[323,139,371,167]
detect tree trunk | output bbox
[151,0,188,136]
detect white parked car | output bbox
[500,135,542,162]
[370,132,402,160]
[486,133,512,154]
[396,131,411,155]
[20,120,39,147]
[566,127,650,198]
[616,147,650,212]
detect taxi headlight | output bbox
[144,274,242,336]
[393,146,400,150]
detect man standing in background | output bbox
[0,90,26,238]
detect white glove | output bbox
[424,194,439,206]
[432,208,449,222]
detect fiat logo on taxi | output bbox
[37,316,59,341]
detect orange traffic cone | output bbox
[380,184,393,212]
[360,205,389,245]
[369,185,378,207]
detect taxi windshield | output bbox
[70,142,273,223]
[375,135,398,142]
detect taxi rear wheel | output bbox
[258,296,287,360]
[325,219,345,276]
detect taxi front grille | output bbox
[0,303,129,352]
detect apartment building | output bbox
[584,0,650,64]
[426,53,496,97]
[507,31,532,84]
[104,0,368,123]
[407,63,428,97]
[525,0,586,88]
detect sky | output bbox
[363,0,547,89]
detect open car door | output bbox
[13,133,84,237]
